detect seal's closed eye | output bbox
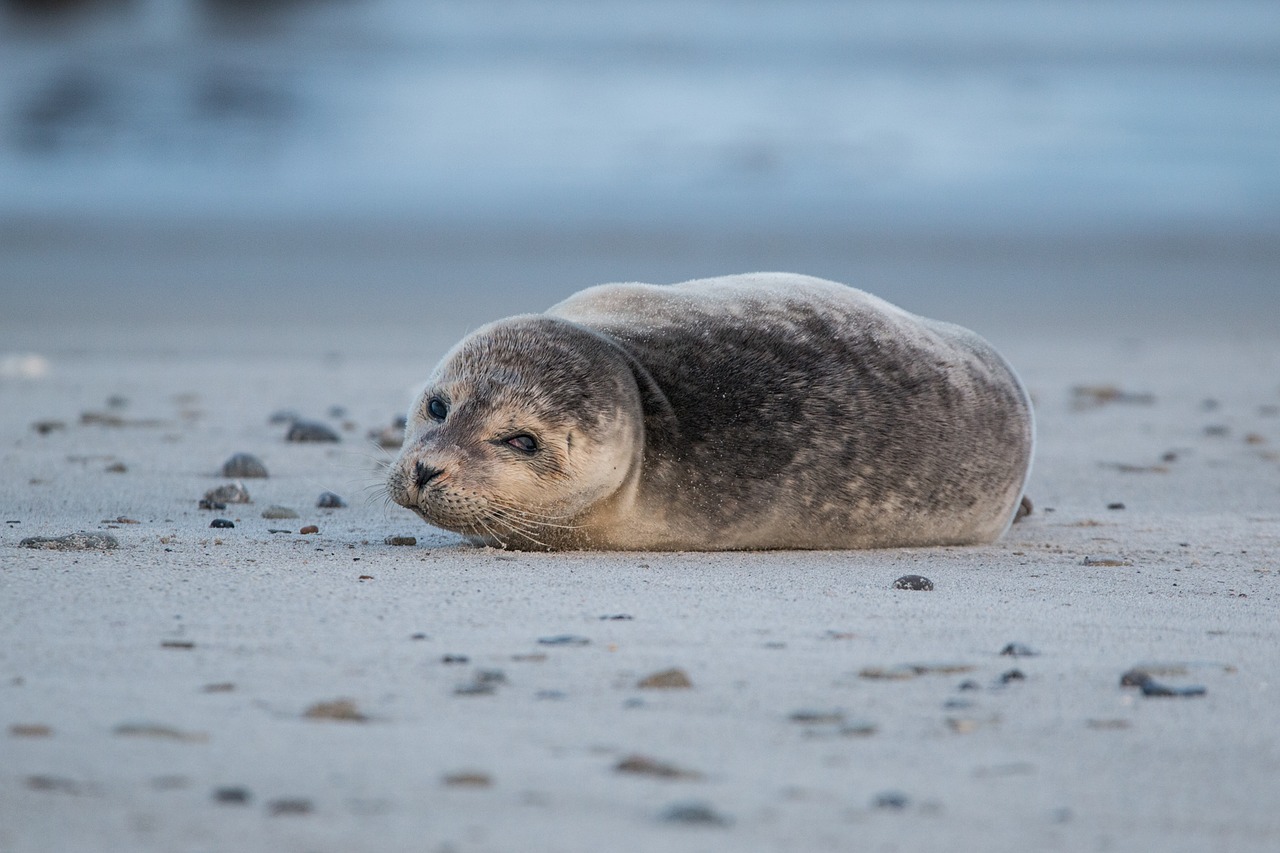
[427,397,448,420]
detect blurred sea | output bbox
[1,0,1277,347]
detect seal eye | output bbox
[506,434,538,454]
[427,397,448,421]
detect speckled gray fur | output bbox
[387,273,1033,550]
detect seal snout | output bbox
[414,461,444,491]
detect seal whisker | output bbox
[486,500,585,530]
[485,513,553,550]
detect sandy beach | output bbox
[2,3,1278,848]
[2,251,1278,852]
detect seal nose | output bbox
[414,461,444,490]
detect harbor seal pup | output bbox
[386,272,1033,551]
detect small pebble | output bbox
[104,462,127,473]
[454,682,496,696]
[1000,669,1026,684]
[19,532,118,551]
[615,755,701,780]
[538,634,591,646]
[303,699,367,722]
[268,798,313,816]
[599,613,634,621]
[892,574,933,591]
[268,409,301,425]
[261,506,299,519]
[161,640,195,649]
[10,724,53,738]
[286,420,341,442]
[1107,502,1126,510]
[1082,556,1130,567]
[32,420,66,435]
[1000,643,1038,657]
[210,519,235,529]
[788,710,844,724]
[442,654,470,664]
[299,525,319,535]
[637,668,693,689]
[384,535,417,546]
[327,405,347,419]
[442,771,492,788]
[221,453,268,478]
[317,491,347,508]
[660,801,730,826]
[203,482,251,504]
[873,791,910,810]
[1140,680,1207,698]
[213,786,251,805]
[113,722,207,742]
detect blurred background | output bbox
[1,0,1277,352]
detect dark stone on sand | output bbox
[660,801,730,826]
[299,525,319,534]
[616,755,702,779]
[268,798,313,816]
[210,519,235,529]
[19,532,118,551]
[442,654,470,664]
[892,574,933,591]
[1000,669,1026,684]
[1120,669,1151,687]
[1107,502,1126,510]
[222,453,268,478]
[600,614,634,620]
[32,419,66,435]
[1140,680,1206,698]
[637,668,693,689]
[213,786,251,805]
[538,634,591,646]
[203,482,250,504]
[1121,668,1206,697]
[317,491,346,508]
[384,535,416,546]
[873,791,910,810]
[1000,643,1038,657]
[286,420,340,442]
[442,771,492,788]
[261,506,299,519]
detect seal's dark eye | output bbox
[506,434,538,454]
[427,397,448,420]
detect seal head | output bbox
[386,315,646,549]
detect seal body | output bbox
[386,273,1033,551]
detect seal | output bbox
[386,273,1033,551]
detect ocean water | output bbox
[1,0,1277,344]
[3,0,1277,232]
